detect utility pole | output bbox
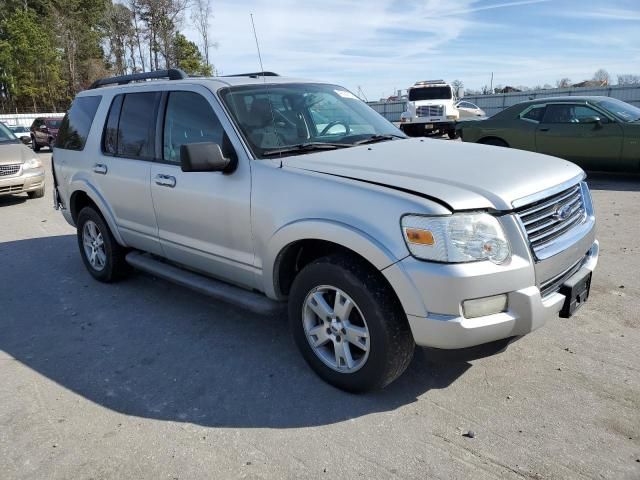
[490,72,494,92]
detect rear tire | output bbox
[27,186,45,199]
[480,137,508,147]
[448,129,458,140]
[288,254,415,392]
[76,206,130,282]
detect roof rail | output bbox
[222,71,279,78]
[89,69,188,90]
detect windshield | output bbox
[9,126,28,133]
[408,86,452,101]
[0,123,19,143]
[46,119,62,128]
[219,83,404,158]
[597,98,640,122]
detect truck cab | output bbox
[400,80,459,138]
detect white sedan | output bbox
[455,101,486,118]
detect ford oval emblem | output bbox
[553,204,572,221]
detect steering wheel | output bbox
[319,121,350,136]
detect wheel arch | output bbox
[68,182,126,246]
[478,136,510,147]
[265,220,404,300]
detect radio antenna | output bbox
[250,14,265,76]
[249,13,283,157]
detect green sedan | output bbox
[458,96,640,171]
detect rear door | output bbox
[149,87,255,289]
[93,91,163,254]
[535,103,623,169]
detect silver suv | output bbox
[53,70,598,392]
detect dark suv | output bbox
[30,117,62,152]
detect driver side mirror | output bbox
[180,142,236,173]
[580,115,602,127]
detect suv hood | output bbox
[0,143,33,166]
[282,138,584,211]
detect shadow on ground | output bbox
[0,194,28,207]
[586,171,640,192]
[0,234,503,428]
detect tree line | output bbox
[0,0,214,114]
[461,69,640,96]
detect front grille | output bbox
[517,184,586,258]
[0,164,20,177]
[540,256,585,297]
[0,184,24,194]
[417,105,444,117]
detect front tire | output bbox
[32,137,40,152]
[76,207,130,282]
[27,186,45,199]
[288,254,414,392]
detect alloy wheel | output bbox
[302,285,370,373]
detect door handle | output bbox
[154,174,176,188]
[93,164,108,175]
[539,128,550,132]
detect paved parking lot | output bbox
[1,151,639,479]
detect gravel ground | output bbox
[1,152,639,479]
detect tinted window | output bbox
[542,104,608,124]
[117,92,160,159]
[103,95,123,155]
[45,119,62,128]
[408,87,452,101]
[163,91,229,164]
[56,96,101,150]
[521,105,546,122]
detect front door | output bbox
[150,88,256,289]
[535,103,623,170]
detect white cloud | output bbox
[179,0,640,98]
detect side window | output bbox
[162,91,227,164]
[102,95,123,155]
[521,105,546,123]
[542,104,609,124]
[56,96,101,151]
[574,105,609,124]
[117,92,159,159]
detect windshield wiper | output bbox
[262,142,351,157]
[352,134,405,146]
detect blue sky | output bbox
[183,0,640,100]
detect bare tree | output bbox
[592,68,610,86]
[450,79,464,98]
[556,78,571,88]
[191,0,217,71]
[617,74,640,85]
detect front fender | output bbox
[262,219,407,299]
[69,176,127,247]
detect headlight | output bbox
[23,158,42,170]
[402,213,511,264]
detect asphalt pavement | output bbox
[1,151,639,479]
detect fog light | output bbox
[462,294,508,319]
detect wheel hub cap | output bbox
[302,286,370,373]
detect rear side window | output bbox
[56,96,101,150]
[102,92,160,159]
[520,105,546,123]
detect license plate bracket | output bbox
[559,267,592,318]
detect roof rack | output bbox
[89,69,188,90]
[222,71,279,78]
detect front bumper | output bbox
[384,236,599,349]
[0,168,45,196]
